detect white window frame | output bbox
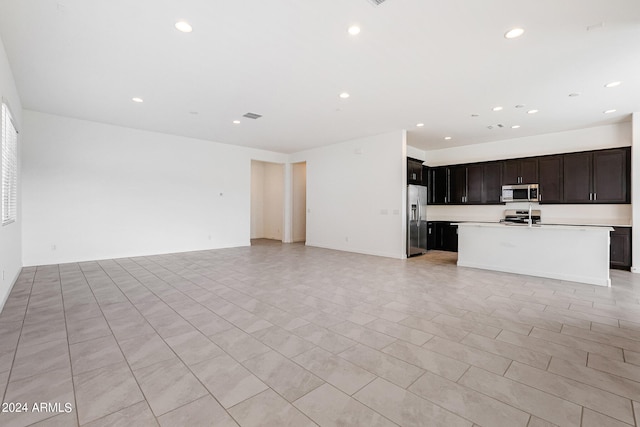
[2,102,18,226]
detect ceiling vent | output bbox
[487,124,505,130]
[243,112,262,119]
[367,0,387,5]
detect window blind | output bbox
[2,103,17,225]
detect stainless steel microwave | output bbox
[501,184,540,202]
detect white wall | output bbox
[406,145,426,162]
[290,131,406,259]
[263,162,284,240]
[632,113,639,273]
[22,111,286,266]
[424,123,631,166]
[250,161,265,239]
[292,162,306,243]
[0,36,22,309]
[418,123,633,226]
[250,160,284,240]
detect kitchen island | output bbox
[456,222,613,286]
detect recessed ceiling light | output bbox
[511,125,521,129]
[527,109,538,114]
[444,136,452,140]
[339,92,350,99]
[175,21,193,33]
[603,109,616,114]
[348,25,361,35]
[504,28,525,39]
[132,97,143,103]
[233,120,240,124]
[416,123,424,127]
[568,93,581,97]
[605,81,621,88]
[492,106,503,111]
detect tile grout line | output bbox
[3,245,640,426]
[136,252,429,371]
[505,357,638,424]
[292,378,399,427]
[93,259,237,422]
[110,255,340,423]
[57,264,81,427]
[128,254,398,425]
[0,268,36,423]
[75,262,156,425]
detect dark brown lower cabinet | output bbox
[610,227,631,270]
[428,222,458,252]
[426,222,437,250]
[442,224,458,252]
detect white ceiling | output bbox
[0,0,639,153]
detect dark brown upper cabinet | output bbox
[465,164,484,204]
[482,162,503,204]
[436,163,501,205]
[563,152,592,203]
[424,146,629,206]
[427,166,448,204]
[449,165,468,204]
[503,158,538,184]
[407,157,424,185]
[563,148,629,204]
[593,148,630,203]
[538,155,563,204]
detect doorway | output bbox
[251,160,284,242]
[292,162,307,243]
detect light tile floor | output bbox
[1,240,640,426]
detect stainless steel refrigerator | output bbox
[407,184,428,257]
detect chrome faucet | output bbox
[528,203,532,227]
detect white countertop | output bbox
[428,218,630,227]
[454,222,614,232]
[544,219,631,227]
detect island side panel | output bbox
[456,223,611,287]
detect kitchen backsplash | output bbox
[426,203,632,226]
